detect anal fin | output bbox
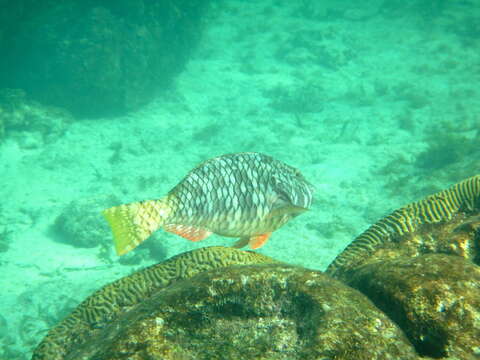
[164,224,212,242]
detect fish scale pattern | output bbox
[168,152,313,236]
[326,175,480,277]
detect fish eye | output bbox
[294,169,304,179]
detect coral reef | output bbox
[327,174,480,358]
[326,174,480,279]
[32,247,278,360]
[349,254,480,358]
[33,175,480,359]
[33,248,417,360]
[0,0,211,117]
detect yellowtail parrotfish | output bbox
[102,152,314,255]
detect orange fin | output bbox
[248,233,272,250]
[164,224,212,242]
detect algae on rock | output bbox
[33,253,417,360]
[349,254,480,359]
[327,174,480,358]
[327,174,480,280]
[32,247,279,360]
[32,174,480,360]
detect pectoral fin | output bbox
[267,204,308,219]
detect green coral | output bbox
[32,247,278,360]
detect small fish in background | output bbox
[103,152,314,255]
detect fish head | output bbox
[269,165,314,217]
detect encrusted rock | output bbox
[326,174,480,359]
[32,247,417,360]
[0,1,210,117]
[34,175,480,359]
[32,247,279,360]
[348,254,480,359]
[327,175,480,281]
[0,88,72,145]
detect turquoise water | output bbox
[1,1,479,358]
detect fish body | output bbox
[103,152,314,255]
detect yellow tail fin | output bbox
[102,199,172,256]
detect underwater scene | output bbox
[0,0,479,359]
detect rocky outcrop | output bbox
[32,248,417,360]
[327,175,480,280]
[348,254,480,358]
[0,0,210,117]
[32,175,480,359]
[327,174,480,358]
[0,88,72,146]
[32,247,279,360]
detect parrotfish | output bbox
[102,152,314,255]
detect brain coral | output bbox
[327,174,480,358]
[32,174,480,359]
[32,248,417,360]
